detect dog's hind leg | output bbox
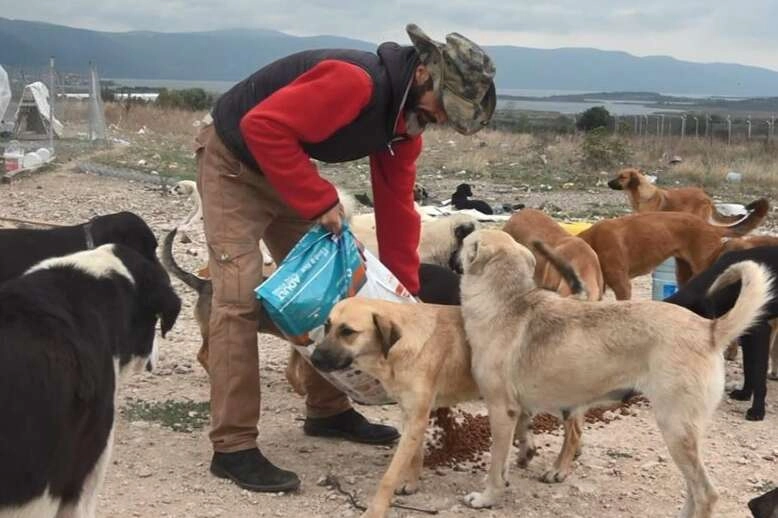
[675,258,694,286]
[464,397,519,509]
[737,325,771,421]
[515,410,536,468]
[542,413,583,483]
[768,320,778,380]
[604,270,632,300]
[657,421,718,518]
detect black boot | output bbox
[303,408,400,445]
[210,448,300,492]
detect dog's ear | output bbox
[372,313,401,358]
[138,260,182,337]
[627,171,640,190]
[462,234,493,275]
[454,222,476,243]
[152,282,182,337]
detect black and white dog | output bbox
[0,244,181,517]
[0,211,159,283]
[665,245,778,421]
[451,183,493,215]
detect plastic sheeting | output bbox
[0,65,10,123]
[14,81,63,137]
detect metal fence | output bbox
[614,113,777,144]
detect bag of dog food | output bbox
[256,224,415,405]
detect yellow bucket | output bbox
[559,221,593,235]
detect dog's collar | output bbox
[83,220,95,250]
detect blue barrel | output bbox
[652,257,678,300]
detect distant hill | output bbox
[3,17,778,97]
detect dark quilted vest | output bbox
[211,44,418,171]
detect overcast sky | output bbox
[5,1,777,71]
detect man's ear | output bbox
[372,313,401,358]
[414,64,431,85]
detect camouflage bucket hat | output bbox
[406,23,497,135]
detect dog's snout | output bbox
[607,179,622,190]
[310,345,353,372]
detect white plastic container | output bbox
[3,140,23,173]
[652,257,678,300]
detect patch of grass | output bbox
[123,399,210,433]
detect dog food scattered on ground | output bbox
[425,397,650,469]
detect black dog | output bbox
[0,244,181,517]
[451,183,493,215]
[665,245,778,420]
[0,211,159,283]
[749,487,778,518]
[418,263,461,305]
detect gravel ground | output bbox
[0,161,775,518]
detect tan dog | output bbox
[608,167,767,225]
[503,209,604,300]
[458,229,772,517]
[308,299,480,518]
[578,206,767,300]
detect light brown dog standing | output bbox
[458,229,773,518]
[577,206,768,300]
[608,167,767,225]
[503,209,604,301]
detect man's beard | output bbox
[403,76,435,136]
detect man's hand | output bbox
[318,202,345,235]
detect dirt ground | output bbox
[1,163,776,518]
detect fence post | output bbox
[727,115,732,145]
[643,115,649,137]
[681,114,686,139]
[746,115,752,140]
[693,116,699,138]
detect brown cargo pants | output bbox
[195,124,351,453]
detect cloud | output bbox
[3,0,776,70]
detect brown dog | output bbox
[608,167,767,225]
[503,209,604,300]
[578,206,768,300]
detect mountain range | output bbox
[3,17,778,97]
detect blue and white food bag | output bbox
[256,224,415,405]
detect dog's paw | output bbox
[516,446,537,468]
[745,408,765,421]
[729,388,752,401]
[395,480,419,495]
[463,491,496,509]
[540,468,570,484]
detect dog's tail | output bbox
[531,240,589,301]
[719,198,769,237]
[708,260,773,350]
[161,228,208,294]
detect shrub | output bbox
[577,106,612,132]
[156,88,215,111]
[582,127,631,169]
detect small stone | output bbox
[316,476,328,486]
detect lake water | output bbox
[105,79,694,115]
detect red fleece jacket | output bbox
[238,60,422,294]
